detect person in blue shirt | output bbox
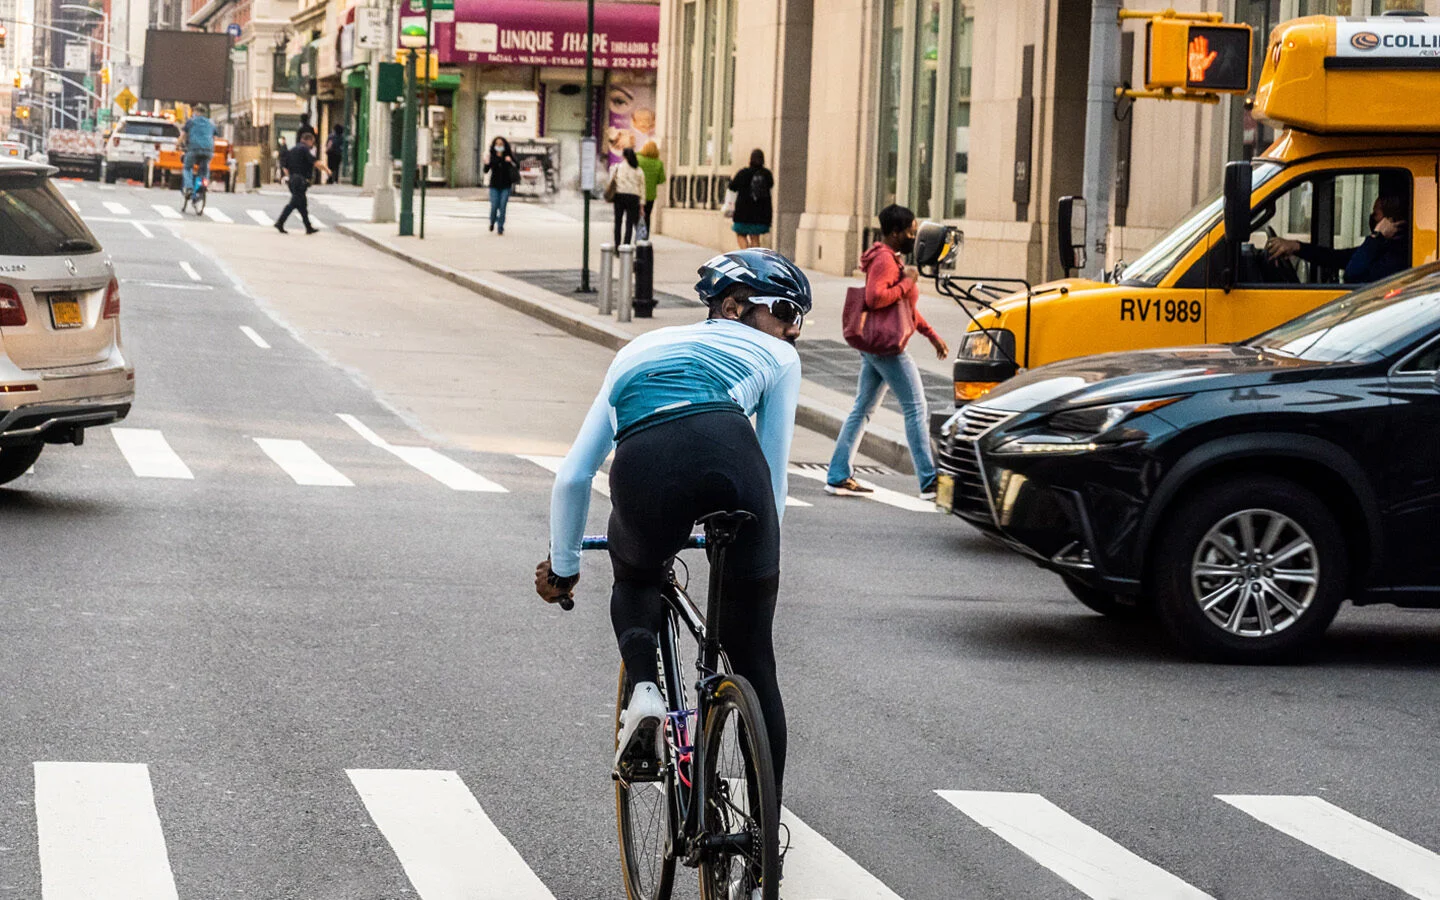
[534,248,807,804]
[1266,194,1410,284]
[180,105,217,198]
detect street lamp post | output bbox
[578,0,595,293]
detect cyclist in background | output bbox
[180,104,216,200]
[535,248,808,803]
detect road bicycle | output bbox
[575,511,781,900]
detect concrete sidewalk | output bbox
[336,204,973,476]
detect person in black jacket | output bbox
[274,132,329,234]
[1266,194,1410,284]
[484,137,520,235]
[728,148,774,250]
[324,125,344,185]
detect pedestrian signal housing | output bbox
[1145,19,1252,93]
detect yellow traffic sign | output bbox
[115,86,137,113]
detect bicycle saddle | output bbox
[695,510,757,547]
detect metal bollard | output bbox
[144,158,155,189]
[598,243,616,315]
[616,244,635,323]
[633,240,655,318]
[246,160,260,192]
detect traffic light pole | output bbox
[1079,0,1121,281]
[398,49,417,236]
[578,0,595,293]
[419,0,431,240]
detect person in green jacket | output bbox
[636,141,666,232]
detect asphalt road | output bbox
[2,179,1439,900]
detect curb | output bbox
[336,223,917,475]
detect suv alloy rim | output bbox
[1190,509,1320,637]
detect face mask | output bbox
[899,236,916,255]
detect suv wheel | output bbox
[1061,575,1144,619]
[1152,476,1346,662]
[0,444,44,486]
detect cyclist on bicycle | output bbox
[535,248,807,802]
[180,105,216,199]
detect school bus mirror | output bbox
[915,221,959,274]
[1145,19,1252,94]
[1057,196,1086,273]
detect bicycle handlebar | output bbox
[581,534,706,551]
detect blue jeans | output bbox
[489,186,512,231]
[827,351,936,489]
[182,149,211,194]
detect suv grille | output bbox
[956,405,1012,440]
[938,405,1017,525]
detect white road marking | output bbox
[937,790,1215,900]
[239,325,271,348]
[247,209,273,226]
[1219,795,1440,899]
[118,281,214,291]
[519,454,609,497]
[152,204,182,220]
[67,199,81,212]
[787,466,935,513]
[203,207,233,223]
[34,762,181,900]
[254,438,353,486]
[348,769,557,900]
[110,428,194,479]
[307,215,326,229]
[131,221,153,238]
[103,201,130,215]
[178,261,202,282]
[336,413,506,492]
[779,804,906,899]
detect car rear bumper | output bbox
[0,357,134,445]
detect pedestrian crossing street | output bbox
[17,761,1440,899]
[25,414,934,513]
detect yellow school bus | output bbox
[936,14,1440,403]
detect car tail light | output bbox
[0,284,26,326]
[102,278,120,319]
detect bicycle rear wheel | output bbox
[615,664,676,900]
[194,187,207,216]
[698,676,779,900]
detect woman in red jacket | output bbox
[826,204,949,499]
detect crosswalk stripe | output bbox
[937,791,1215,900]
[348,769,557,900]
[103,201,129,215]
[308,215,326,229]
[247,209,273,226]
[254,438,353,486]
[203,207,233,223]
[152,204,182,220]
[787,466,935,513]
[336,413,506,492]
[132,221,153,238]
[779,804,906,899]
[35,762,181,900]
[239,325,271,348]
[1218,795,1440,899]
[178,261,202,281]
[68,199,81,212]
[110,428,194,479]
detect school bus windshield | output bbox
[1118,161,1281,288]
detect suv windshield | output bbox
[0,171,101,256]
[1246,265,1440,362]
[120,121,180,139]
[1119,162,1282,287]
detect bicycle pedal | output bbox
[614,754,663,783]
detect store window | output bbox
[670,0,738,207]
[679,1,697,165]
[876,0,973,220]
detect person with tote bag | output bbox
[607,148,646,245]
[827,204,949,500]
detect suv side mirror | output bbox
[1222,160,1251,289]
[914,221,961,275]
[1057,196,1086,273]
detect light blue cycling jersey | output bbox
[549,317,802,577]
[183,116,216,152]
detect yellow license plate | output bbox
[935,473,955,512]
[50,297,83,328]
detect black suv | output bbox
[934,263,1440,662]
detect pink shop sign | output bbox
[436,0,659,69]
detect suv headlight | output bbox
[993,396,1184,455]
[957,329,1016,362]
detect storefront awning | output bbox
[436,0,658,70]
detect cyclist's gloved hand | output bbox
[535,558,579,604]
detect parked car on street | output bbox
[104,114,182,183]
[0,158,135,484]
[934,263,1440,662]
[44,128,105,180]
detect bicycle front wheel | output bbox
[698,676,779,900]
[615,665,676,900]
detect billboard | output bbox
[140,30,231,103]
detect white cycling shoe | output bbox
[614,681,666,777]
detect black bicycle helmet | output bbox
[694,248,812,313]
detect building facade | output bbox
[656,0,1437,279]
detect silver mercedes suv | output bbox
[0,158,134,485]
